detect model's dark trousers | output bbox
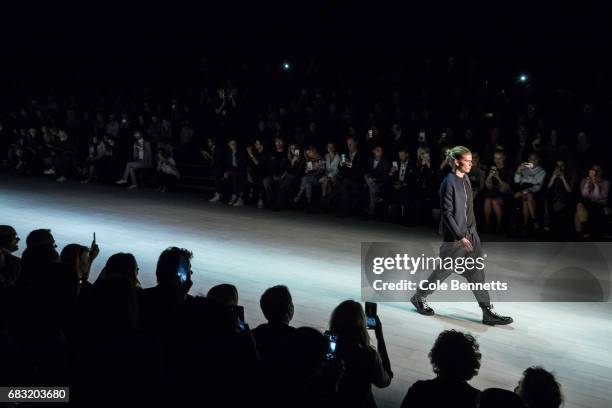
[416,228,491,307]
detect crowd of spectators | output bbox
[0,225,564,407]
[1,56,611,240]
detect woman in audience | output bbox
[320,142,340,199]
[413,146,435,225]
[543,159,575,237]
[483,150,514,232]
[401,329,482,408]
[155,147,180,192]
[294,145,325,206]
[329,300,393,407]
[115,131,153,189]
[81,136,110,184]
[575,164,610,239]
[514,152,546,231]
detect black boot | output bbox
[411,294,435,316]
[481,305,513,326]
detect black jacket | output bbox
[338,151,366,182]
[365,157,391,183]
[439,172,473,241]
[225,149,247,172]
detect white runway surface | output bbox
[2,175,611,407]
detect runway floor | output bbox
[2,174,611,407]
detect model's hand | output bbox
[461,237,474,252]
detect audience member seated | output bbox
[483,150,514,232]
[387,147,416,224]
[515,366,563,408]
[246,138,268,208]
[401,329,482,408]
[281,143,306,208]
[156,147,180,192]
[329,300,392,407]
[514,152,546,232]
[543,159,575,238]
[575,164,610,239]
[115,131,153,189]
[337,137,367,217]
[364,145,391,216]
[262,137,290,210]
[320,142,340,199]
[294,145,325,207]
[42,129,76,183]
[81,136,112,184]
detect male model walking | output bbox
[411,146,513,326]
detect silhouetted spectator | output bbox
[252,285,297,406]
[207,283,239,306]
[401,330,482,408]
[0,225,21,288]
[330,300,392,407]
[515,366,563,408]
[140,247,193,332]
[25,228,56,249]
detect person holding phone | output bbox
[364,145,391,216]
[328,300,393,407]
[513,153,546,231]
[411,146,513,326]
[140,247,194,332]
[412,146,435,225]
[320,142,340,199]
[337,136,366,217]
[575,164,609,239]
[262,137,290,210]
[483,150,513,233]
[387,148,415,223]
[293,146,324,206]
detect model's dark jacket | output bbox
[439,172,472,242]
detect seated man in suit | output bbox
[388,147,416,223]
[337,136,366,217]
[364,145,391,216]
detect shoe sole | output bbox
[483,318,514,326]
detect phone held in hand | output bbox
[365,302,377,330]
[232,305,246,332]
[324,330,338,360]
[392,161,398,169]
[177,255,189,284]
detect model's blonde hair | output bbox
[446,146,472,169]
